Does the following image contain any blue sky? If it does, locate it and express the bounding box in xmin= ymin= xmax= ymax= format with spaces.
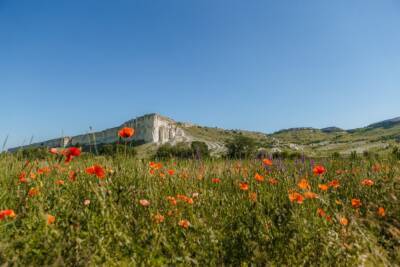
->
xmin=1 ymin=0 xmax=400 ymax=149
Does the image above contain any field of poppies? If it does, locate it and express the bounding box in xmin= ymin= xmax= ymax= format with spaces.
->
xmin=0 ymin=142 xmax=399 ymax=266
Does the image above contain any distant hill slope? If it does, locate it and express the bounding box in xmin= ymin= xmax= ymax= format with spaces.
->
xmin=9 ymin=114 xmax=400 ymax=157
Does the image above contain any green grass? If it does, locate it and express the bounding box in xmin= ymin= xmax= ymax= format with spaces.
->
xmin=0 ymin=152 xmax=399 ymax=266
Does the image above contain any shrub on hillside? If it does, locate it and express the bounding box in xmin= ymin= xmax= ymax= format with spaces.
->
xmin=155 ymin=141 xmax=210 ymax=159
xmin=225 ymin=135 xmax=256 ymax=159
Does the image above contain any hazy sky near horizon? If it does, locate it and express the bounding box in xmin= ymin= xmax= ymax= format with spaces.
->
xmin=1 ymin=0 xmax=400 ymax=149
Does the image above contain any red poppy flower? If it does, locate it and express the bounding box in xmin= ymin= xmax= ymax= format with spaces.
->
xmin=288 ymin=192 xmax=304 ymax=204
xmin=361 ymin=179 xmax=374 ymax=186
xmin=313 ymin=165 xmax=326 ymax=175
xmin=239 ymin=182 xmax=249 ymax=191
xmin=0 ymin=209 xmax=16 ymax=220
xmin=86 ymin=165 xmax=105 ymax=179
xmin=351 ymin=198 xmax=362 ymax=208
xmin=118 ymin=127 xmax=134 ymax=138
xmin=212 ymin=178 xmax=221 ymax=183
xmin=262 ymin=158 xmax=273 ymax=166
xmin=64 ymin=147 xmax=81 ymax=163
xmin=254 ymin=173 xmax=264 ymax=182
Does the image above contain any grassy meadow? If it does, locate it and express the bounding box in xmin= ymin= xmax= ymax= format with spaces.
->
xmin=0 ymin=149 xmax=399 ymax=266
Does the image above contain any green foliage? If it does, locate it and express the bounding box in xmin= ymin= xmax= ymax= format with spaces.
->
xmin=392 ymin=146 xmax=400 ymax=159
xmin=226 ymin=135 xmax=256 ymax=159
xmin=155 ymin=141 xmax=210 ymax=159
xmin=97 ymin=143 xmax=137 ymax=157
xmin=16 ymin=147 xmax=49 ymax=160
xmin=0 ymin=152 xmax=399 ymax=265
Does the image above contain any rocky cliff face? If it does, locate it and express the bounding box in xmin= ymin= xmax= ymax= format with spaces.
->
xmin=11 ymin=114 xmax=188 ymax=150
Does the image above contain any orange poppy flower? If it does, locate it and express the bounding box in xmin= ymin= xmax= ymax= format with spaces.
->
xmin=298 ymin=179 xmax=310 ymax=190
xmin=19 ymin=172 xmax=27 ymax=183
xmin=166 ymin=196 xmax=177 ymax=206
xmin=351 ymin=198 xmax=362 ymax=208
xmin=318 ymin=184 xmax=329 ymax=191
xmin=153 ymin=213 xmax=165 ymax=224
xmin=46 ymin=214 xmax=56 ymax=225
xmin=268 ymin=178 xmax=278 ymax=185
xmin=328 ymin=179 xmax=340 ymax=188
xmin=178 ymin=219 xmax=190 ymax=229
xmin=239 ymin=182 xmax=249 ymax=191
xmin=28 ymin=187 xmax=39 ymax=197
xmin=69 ymin=170 xmax=77 ymax=181
xmin=339 ymin=217 xmax=349 ymax=226
xmin=118 ymin=127 xmax=134 ymax=138
xmin=0 ymin=209 xmax=16 ymax=220
xmin=303 ymin=191 xmax=318 ymax=199
xmin=262 ymin=158 xmax=273 ymax=166
xmin=377 ymin=207 xmax=385 ymax=217
xmin=139 ymin=199 xmax=150 ymax=207
xmin=55 ymin=180 xmax=65 ymax=185
xmin=288 ymin=192 xmax=304 ymax=204
xmin=313 ymin=165 xmax=326 ymax=175
xmin=83 ymin=199 xmax=91 ymax=206
xmin=212 ymin=178 xmax=221 ymax=183
xmin=361 ymin=179 xmax=374 ymax=186
xmin=86 ymin=165 xmax=105 ymax=179
xmin=254 ymin=173 xmax=264 ymax=182
xmin=317 ymin=208 xmax=326 ymax=217
xmin=49 ymin=148 xmax=58 ymax=155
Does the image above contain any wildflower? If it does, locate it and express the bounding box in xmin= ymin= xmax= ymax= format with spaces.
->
xmin=46 ymin=214 xmax=56 ymax=225
xmin=304 ymin=191 xmax=318 ymax=199
xmin=153 ymin=213 xmax=165 ymax=224
xmin=118 ymin=127 xmax=134 ymax=138
xmin=288 ymin=192 xmax=304 ymax=204
xmin=212 ymin=178 xmax=221 ymax=184
xmin=298 ymin=179 xmax=310 ymax=190
xmin=49 ymin=148 xmax=58 ymax=154
xmin=268 ymin=178 xmax=278 ymax=185
xmin=254 ymin=173 xmax=264 ymax=182
xmin=83 ymin=199 xmax=91 ymax=206
xmin=361 ymin=179 xmax=374 ymax=186
xmin=0 ymin=209 xmax=16 ymax=220
xmin=139 ymin=199 xmax=150 ymax=207
xmin=192 ymin=192 xmax=199 ymax=198
xmin=28 ymin=187 xmax=39 ymax=197
xmin=239 ymin=182 xmax=249 ymax=191
xmin=262 ymin=158 xmax=273 ymax=166
xmin=339 ymin=217 xmax=349 ymax=226
xmin=313 ymin=165 xmax=326 ymax=175
xmin=166 ymin=196 xmax=177 ymax=206
xmin=55 ymin=180 xmax=65 ymax=185
xmin=249 ymin=192 xmax=257 ymax=202
xmin=328 ymin=179 xmax=340 ymax=188
xmin=377 ymin=207 xmax=385 ymax=217
xmin=317 ymin=208 xmax=326 ymax=217
xmin=19 ymin=172 xmax=27 ymax=183
xmin=64 ymin=147 xmax=81 ymax=163
xmin=167 ymin=169 xmax=175 ymax=175
xmin=318 ymin=184 xmax=329 ymax=191
xmin=178 ymin=219 xmax=190 ymax=229
xmin=37 ymin=166 xmax=51 ymax=175
xmin=69 ymin=170 xmax=77 ymax=181
xmin=86 ymin=165 xmax=105 ymax=179
xmin=351 ymin=198 xmax=362 ymax=208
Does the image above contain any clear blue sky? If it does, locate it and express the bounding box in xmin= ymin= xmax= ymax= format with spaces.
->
xmin=1 ymin=0 xmax=400 ymax=149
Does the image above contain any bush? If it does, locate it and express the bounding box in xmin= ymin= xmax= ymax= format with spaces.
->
xmin=97 ymin=143 xmax=136 ymax=157
xmin=17 ymin=147 xmax=49 ymax=160
xmin=155 ymin=142 xmax=210 ymax=159
xmin=226 ymin=135 xmax=256 ymax=159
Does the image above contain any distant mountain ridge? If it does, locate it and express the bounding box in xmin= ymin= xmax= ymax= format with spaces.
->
xmin=8 ymin=114 xmax=400 ymax=157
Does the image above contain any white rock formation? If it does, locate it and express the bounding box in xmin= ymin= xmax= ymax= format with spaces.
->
xmin=10 ymin=114 xmax=189 ymax=150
